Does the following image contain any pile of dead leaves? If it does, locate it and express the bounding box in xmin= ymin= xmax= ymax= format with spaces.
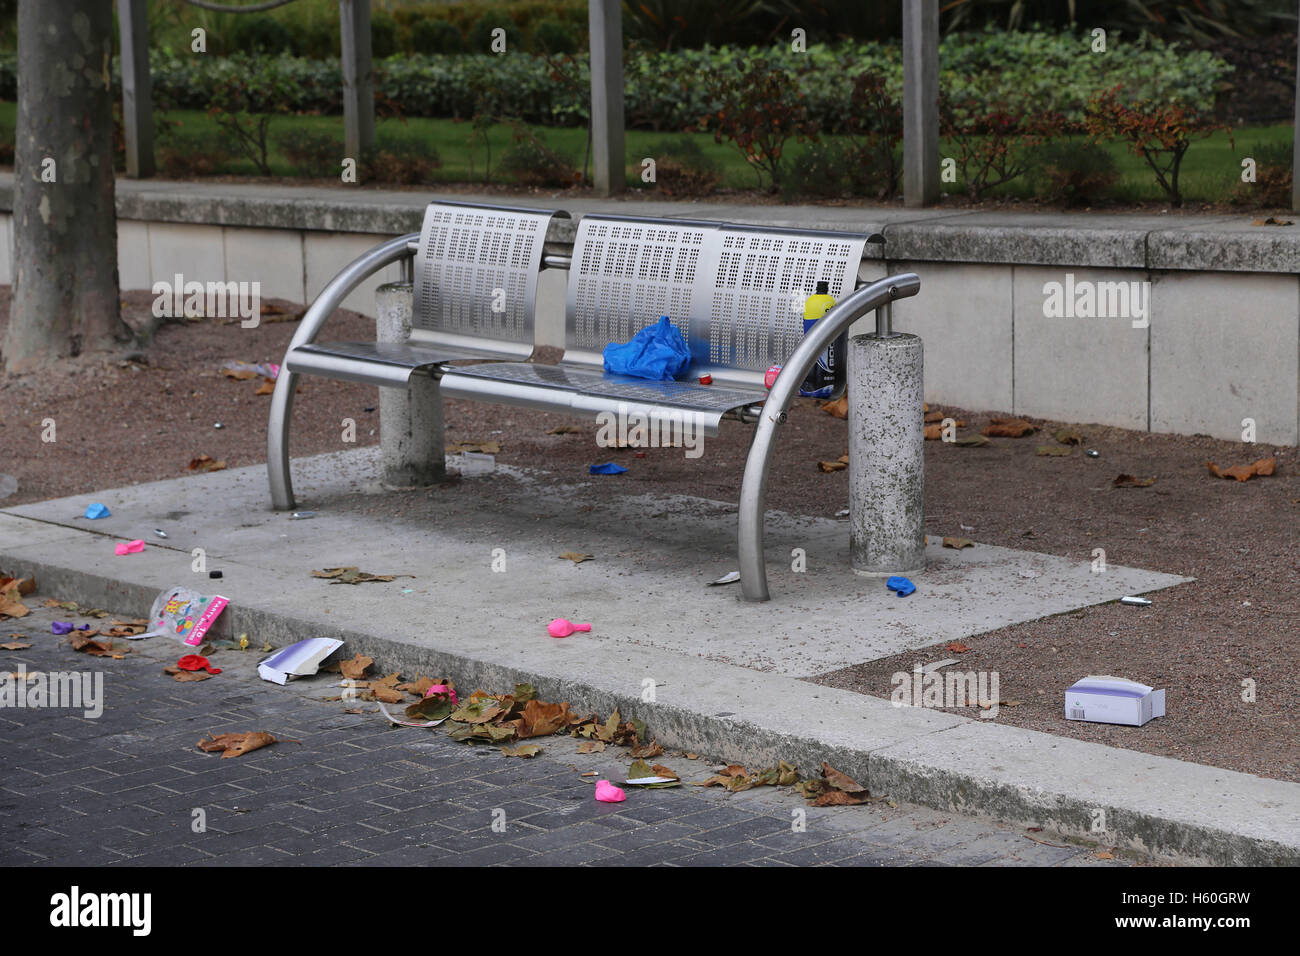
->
xmin=698 ymin=760 xmax=799 ymax=793
xmin=794 ymin=762 xmax=888 ymax=807
xmin=0 ymin=576 xmax=35 ymax=620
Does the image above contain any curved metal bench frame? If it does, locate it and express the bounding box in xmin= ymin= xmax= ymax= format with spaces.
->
xmin=267 ymin=233 xmax=919 ymax=602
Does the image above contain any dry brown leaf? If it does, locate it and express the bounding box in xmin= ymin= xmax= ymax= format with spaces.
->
xmin=946 ymin=641 xmax=971 ymax=654
xmin=630 ymin=739 xmax=664 ymax=759
xmin=69 ymin=635 xmax=127 ymax=658
xmin=1053 ymin=428 xmax=1083 ymax=445
xmin=339 ymin=654 xmax=373 ymax=680
xmin=820 ymin=396 xmax=848 ymax=419
xmin=576 ymin=740 xmax=606 ymax=754
xmin=501 ymin=744 xmax=542 ymax=758
xmin=1206 ymin=458 xmax=1275 ymax=482
xmin=558 ymin=551 xmax=593 ymax=564
xmin=1095 ymin=849 xmax=1115 ymax=860
xmin=197 ymin=731 xmax=277 ymax=758
xmin=222 ymin=368 xmax=257 ymax=380
xmin=1037 ymin=445 xmax=1073 ymax=457
xmin=817 ymin=459 xmax=847 ymax=472
xmin=513 ymin=699 xmax=573 ymax=738
xmin=254 ymin=378 xmax=276 ymax=396
xmin=821 ymin=762 xmax=867 ymax=793
xmin=397 ymin=676 xmax=435 ymax=697
xmin=942 ymin=537 xmax=975 ymax=550
xmin=187 ymin=454 xmax=227 ymax=473
xmin=650 ymin=763 xmax=680 ymax=781
xmin=163 ymin=664 xmax=212 ymax=682
xmin=446 ymin=440 xmax=501 ymax=454
xmin=813 ymin=789 xmax=869 ymax=806
xmin=0 ymin=640 xmax=31 ymax=650
xmin=1113 ymin=474 xmax=1156 ymax=488
xmin=923 ymin=409 xmax=945 ymax=423
xmin=982 ymin=418 xmax=1037 ymax=438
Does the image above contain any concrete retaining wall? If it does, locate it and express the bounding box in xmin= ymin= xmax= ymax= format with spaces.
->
xmin=1 ymin=177 xmax=1295 ymax=445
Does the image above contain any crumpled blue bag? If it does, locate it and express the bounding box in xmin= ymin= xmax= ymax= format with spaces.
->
xmin=602 ymin=316 xmax=690 ymax=382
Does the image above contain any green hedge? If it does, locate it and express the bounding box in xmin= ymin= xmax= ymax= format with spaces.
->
xmin=0 ymin=29 xmax=1231 ymax=132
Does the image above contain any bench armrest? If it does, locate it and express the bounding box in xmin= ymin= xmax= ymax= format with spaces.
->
xmin=737 ymin=273 xmax=922 ymax=602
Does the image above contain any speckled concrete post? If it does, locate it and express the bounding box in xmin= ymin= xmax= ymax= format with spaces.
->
xmin=376 ymin=281 xmax=445 ymax=488
xmin=848 ymin=333 xmax=925 ymax=575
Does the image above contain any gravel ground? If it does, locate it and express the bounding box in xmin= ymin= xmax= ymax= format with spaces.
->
xmin=2 ymin=287 xmax=1297 ymax=783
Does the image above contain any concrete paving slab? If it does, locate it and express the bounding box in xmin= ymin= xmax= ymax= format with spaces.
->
xmin=4 ymin=449 xmax=1295 ymax=865
xmin=3 ymin=448 xmax=1189 ymax=679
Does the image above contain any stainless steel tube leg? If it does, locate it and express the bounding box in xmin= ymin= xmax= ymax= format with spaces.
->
xmin=848 ymin=332 xmax=925 ymax=574
xmin=267 ymin=368 xmax=300 ymax=511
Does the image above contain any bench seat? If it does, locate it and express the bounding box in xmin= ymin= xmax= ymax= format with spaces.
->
xmin=439 ymin=361 xmax=767 ymax=433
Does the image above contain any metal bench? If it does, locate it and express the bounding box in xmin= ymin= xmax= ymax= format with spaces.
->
xmin=267 ymin=200 xmax=920 ymax=601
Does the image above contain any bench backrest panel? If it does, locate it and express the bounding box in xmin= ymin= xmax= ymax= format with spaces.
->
xmin=564 ymin=215 xmax=869 ymax=384
xmin=414 ymin=201 xmax=566 ymax=351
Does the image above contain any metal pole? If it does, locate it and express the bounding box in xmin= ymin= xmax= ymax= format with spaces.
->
xmin=738 ymin=274 xmax=922 ymax=601
xmin=117 ymin=0 xmax=155 ymax=178
xmin=339 ymin=0 xmax=375 ymax=162
xmin=588 ymin=0 xmax=625 ymax=196
xmin=903 ymin=0 xmax=939 ymax=207
xmin=1293 ymin=0 xmax=1300 ymax=211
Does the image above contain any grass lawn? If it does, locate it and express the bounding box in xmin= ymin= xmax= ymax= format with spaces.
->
xmin=0 ymin=99 xmax=1290 ymax=205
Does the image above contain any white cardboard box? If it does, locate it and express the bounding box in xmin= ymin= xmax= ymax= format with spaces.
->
xmin=1065 ymin=675 xmax=1166 ymax=727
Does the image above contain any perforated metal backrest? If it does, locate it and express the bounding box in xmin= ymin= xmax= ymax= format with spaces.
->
xmin=709 ymin=224 xmax=867 ymax=374
xmin=563 ymin=215 xmax=869 ymax=384
xmin=414 ymin=201 xmax=567 ymax=352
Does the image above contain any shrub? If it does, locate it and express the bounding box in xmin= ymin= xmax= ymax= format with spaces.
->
xmin=780 ymin=142 xmax=850 ymax=202
xmin=230 ymin=15 xmax=292 ymax=55
xmin=276 ymin=128 xmax=343 ymax=177
xmin=1030 ymin=140 xmax=1120 ymax=206
xmin=468 ymin=16 xmax=523 ymax=54
xmin=697 ymin=58 xmax=820 ymax=190
xmin=156 ymin=125 xmax=232 ymax=178
xmin=371 ymin=11 xmax=398 ymax=59
xmin=531 ymin=18 xmax=579 ymax=54
xmin=409 ymin=18 xmax=462 ymax=55
xmin=361 ymin=135 xmax=441 ymax=185
xmin=498 ymin=129 xmax=578 ymax=187
xmin=1084 ymin=85 xmax=1228 ymax=207
xmin=1234 ymin=141 xmax=1293 ymax=208
xmin=841 ymin=72 xmax=902 ymax=199
xmin=940 ymin=95 xmax=1060 ymax=200
xmin=642 ymin=137 xmax=721 ymax=197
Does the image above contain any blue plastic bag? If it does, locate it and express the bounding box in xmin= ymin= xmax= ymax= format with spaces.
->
xmin=589 ymin=463 xmax=627 ymax=475
xmin=85 ymin=503 xmax=111 ymax=519
xmin=602 ymin=316 xmax=690 ymax=382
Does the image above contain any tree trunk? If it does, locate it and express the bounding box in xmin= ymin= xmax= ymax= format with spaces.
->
xmin=3 ymin=0 xmax=128 ymax=373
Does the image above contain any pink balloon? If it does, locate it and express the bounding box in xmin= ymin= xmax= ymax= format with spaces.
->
xmin=114 ymin=539 xmax=145 ymax=556
xmin=547 ymin=618 xmax=592 ymax=638
xmin=594 ymin=780 xmax=626 ymax=803
xmin=424 ymin=683 xmax=458 ymax=704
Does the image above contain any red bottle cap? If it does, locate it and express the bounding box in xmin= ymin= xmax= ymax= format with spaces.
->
xmin=698 ymin=374 xmax=712 ymax=385
xmin=764 ymin=366 xmax=782 ymax=389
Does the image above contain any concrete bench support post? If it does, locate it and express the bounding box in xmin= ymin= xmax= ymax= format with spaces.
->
xmin=376 ymin=282 xmax=445 ymax=488
xmin=848 ymin=332 xmax=925 ymax=574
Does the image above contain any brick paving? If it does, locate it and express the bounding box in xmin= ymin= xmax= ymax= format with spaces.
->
xmin=0 ymin=606 xmax=1124 ymax=867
